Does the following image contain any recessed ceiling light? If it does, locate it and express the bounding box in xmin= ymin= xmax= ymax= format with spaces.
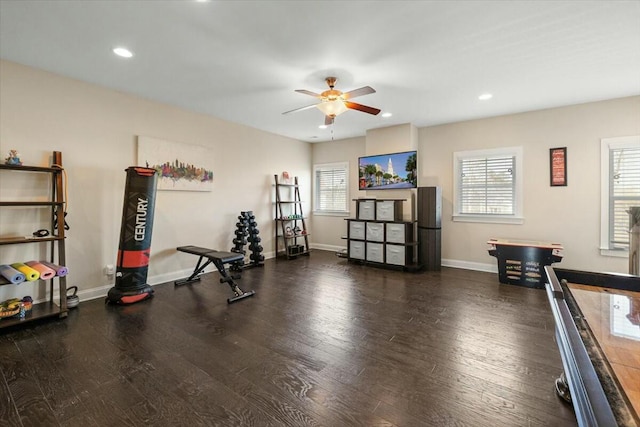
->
xmin=318 ymin=125 xmax=328 ymax=129
xmin=478 ymin=93 xmax=493 ymax=100
xmin=381 ymin=112 xmax=392 ymax=118
xmin=113 ymin=47 xmax=133 ymax=58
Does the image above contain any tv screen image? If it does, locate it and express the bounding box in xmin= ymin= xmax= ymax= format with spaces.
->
xmin=358 ymin=150 xmax=417 ymax=190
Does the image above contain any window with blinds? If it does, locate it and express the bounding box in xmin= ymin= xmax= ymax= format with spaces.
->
xmin=453 ymin=147 xmax=523 ymax=223
xmin=313 ymin=162 xmax=349 ymax=214
xmin=459 ymin=156 xmax=515 ymax=215
xmin=601 ymin=136 xmax=640 ymax=255
xmin=609 ymin=146 xmax=640 ymax=250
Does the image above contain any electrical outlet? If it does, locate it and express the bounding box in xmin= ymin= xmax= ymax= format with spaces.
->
xmin=104 ymin=264 xmax=115 ymax=276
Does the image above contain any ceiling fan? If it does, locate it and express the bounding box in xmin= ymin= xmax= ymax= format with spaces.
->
xmin=283 ymin=77 xmax=381 ymax=125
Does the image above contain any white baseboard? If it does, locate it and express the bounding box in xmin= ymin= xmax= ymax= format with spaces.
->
xmin=310 ymin=244 xmax=497 ymax=274
xmin=56 ymin=267 xmax=209 ymax=303
xmin=310 ymin=243 xmax=345 ymax=252
xmin=60 ymin=252 xmax=278 ymax=303
xmin=54 ymin=253 xmax=494 ymax=304
xmin=442 ymin=258 xmax=497 ymax=273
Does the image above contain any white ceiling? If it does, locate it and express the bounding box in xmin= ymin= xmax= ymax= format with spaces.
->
xmin=1 ymin=1 xmax=639 ymax=142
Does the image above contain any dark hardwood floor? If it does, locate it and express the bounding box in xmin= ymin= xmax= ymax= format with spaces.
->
xmin=0 ymin=250 xmax=577 ymax=426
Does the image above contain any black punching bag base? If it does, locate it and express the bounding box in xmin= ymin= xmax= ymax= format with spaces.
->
xmin=106 ymin=285 xmax=154 ymax=305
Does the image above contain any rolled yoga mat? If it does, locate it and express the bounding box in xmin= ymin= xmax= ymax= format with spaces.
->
xmin=39 ymin=261 xmax=68 ymax=277
xmin=10 ymin=263 xmax=40 ymax=281
xmin=0 ymin=264 xmax=26 ymax=284
xmin=25 ymin=261 xmax=56 ymax=280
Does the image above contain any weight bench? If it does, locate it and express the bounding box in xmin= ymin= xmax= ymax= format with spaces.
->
xmin=175 ymin=245 xmax=255 ymax=303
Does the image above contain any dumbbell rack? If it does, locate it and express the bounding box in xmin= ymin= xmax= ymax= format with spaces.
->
xmin=230 ymin=211 xmax=264 ymax=271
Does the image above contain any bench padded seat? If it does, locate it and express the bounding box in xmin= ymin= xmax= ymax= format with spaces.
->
xmin=177 ymin=246 xmax=244 ymax=264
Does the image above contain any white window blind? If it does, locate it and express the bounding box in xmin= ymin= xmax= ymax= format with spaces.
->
xmin=610 ymin=146 xmax=640 ymax=250
xmin=459 ymin=156 xmax=515 ymax=215
xmin=453 ymin=147 xmax=523 ymax=224
xmin=314 ymin=162 xmax=348 ymax=214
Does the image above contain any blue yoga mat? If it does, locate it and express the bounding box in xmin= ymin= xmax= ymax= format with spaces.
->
xmin=0 ymin=264 xmax=26 ymax=284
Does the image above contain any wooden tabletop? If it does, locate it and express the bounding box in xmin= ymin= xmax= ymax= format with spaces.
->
xmin=488 ymin=238 xmax=563 ymax=249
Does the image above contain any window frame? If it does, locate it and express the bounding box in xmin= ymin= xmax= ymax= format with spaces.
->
xmin=452 ymin=146 xmax=524 ymax=224
xmin=312 ymin=161 xmax=350 ymax=216
xmin=600 ymin=135 xmax=640 ymax=257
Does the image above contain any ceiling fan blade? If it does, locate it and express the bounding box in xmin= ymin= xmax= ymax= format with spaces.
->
xmin=282 ymin=104 xmax=318 ymax=115
xmin=325 ymin=115 xmax=335 ymax=126
xmin=295 ymin=89 xmax=322 ymax=98
xmin=345 ymin=101 xmax=381 ymax=115
xmin=342 ymin=86 xmax=375 ymax=100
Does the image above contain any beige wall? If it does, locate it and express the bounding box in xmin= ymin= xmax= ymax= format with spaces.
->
xmin=421 ymin=96 xmax=640 ymax=273
xmin=362 ymin=124 xmax=418 ymax=221
xmin=311 ymin=136 xmax=365 ymax=250
xmin=0 ymin=60 xmax=312 ymax=302
xmin=2 ymin=59 xmax=638 ymax=305
xmin=312 ymin=96 xmax=640 ymax=274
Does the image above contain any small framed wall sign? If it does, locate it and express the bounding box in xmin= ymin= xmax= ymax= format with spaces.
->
xmin=550 ymin=147 xmax=567 ymax=187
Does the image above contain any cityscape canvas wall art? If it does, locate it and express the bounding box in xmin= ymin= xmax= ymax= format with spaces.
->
xmin=137 ymin=136 xmax=214 ymax=192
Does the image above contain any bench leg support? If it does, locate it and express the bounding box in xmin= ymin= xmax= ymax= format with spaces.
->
xmin=211 ymin=258 xmax=255 ymax=303
xmin=175 ymin=256 xmax=212 ymax=286
xmin=175 ymin=253 xmax=255 ymax=303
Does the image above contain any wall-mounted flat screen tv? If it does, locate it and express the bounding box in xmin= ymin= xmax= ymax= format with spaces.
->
xmin=358 ymin=150 xmax=417 ymax=190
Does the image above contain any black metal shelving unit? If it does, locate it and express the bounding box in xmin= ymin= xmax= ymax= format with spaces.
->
xmin=274 ymin=174 xmax=310 ymax=259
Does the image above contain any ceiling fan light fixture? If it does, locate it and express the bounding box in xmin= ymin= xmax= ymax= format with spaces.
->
xmin=316 ymin=99 xmax=348 ymax=117
xmin=113 ymin=47 xmax=133 ymax=58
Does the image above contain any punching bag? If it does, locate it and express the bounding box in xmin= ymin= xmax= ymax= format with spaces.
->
xmin=107 ymin=167 xmax=158 ymax=304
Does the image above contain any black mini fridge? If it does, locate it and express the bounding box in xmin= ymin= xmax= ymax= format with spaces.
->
xmin=418 ymin=187 xmax=441 ymax=270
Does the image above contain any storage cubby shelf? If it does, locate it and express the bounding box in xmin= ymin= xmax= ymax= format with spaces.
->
xmin=344 ymin=198 xmax=419 ymax=271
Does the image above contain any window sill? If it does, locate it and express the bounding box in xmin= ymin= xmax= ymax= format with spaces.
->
xmin=599 ymin=248 xmax=628 ymax=258
xmin=313 ymin=211 xmax=350 ymax=217
xmin=453 ymin=215 xmax=524 ymax=225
